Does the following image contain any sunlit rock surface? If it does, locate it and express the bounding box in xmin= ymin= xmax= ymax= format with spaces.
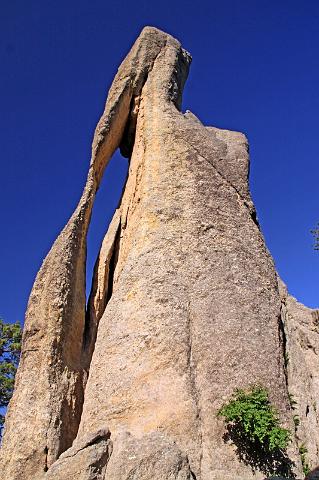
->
xmin=1 ymin=26 xmax=317 ymax=480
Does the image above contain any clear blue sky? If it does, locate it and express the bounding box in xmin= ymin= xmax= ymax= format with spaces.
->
xmin=1 ymin=0 xmax=318 ymax=325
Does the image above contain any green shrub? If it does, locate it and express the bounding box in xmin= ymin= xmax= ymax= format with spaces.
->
xmin=218 ymin=385 xmax=291 ymax=452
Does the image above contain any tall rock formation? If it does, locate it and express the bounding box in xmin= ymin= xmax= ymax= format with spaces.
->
xmin=1 ymin=27 xmax=318 ymax=480
xmin=279 ymin=282 xmax=319 ymax=470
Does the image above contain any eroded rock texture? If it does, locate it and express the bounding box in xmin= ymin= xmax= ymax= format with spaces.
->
xmin=44 ymin=429 xmax=112 ymax=480
xmin=1 ymin=26 xmax=317 ymax=479
xmin=104 ymin=431 xmax=194 ymax=480
xmin=280 ymin=281 xmax=319 ymax=470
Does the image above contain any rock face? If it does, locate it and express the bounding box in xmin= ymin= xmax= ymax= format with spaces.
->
xmin=0 ymin=27 xmax=318 ymax=479
xmin=44 ymin=429 xmax=112 ymax=480
xmin=279 ymin=282 xmax=319 ymax=470
xmin=104 ymin=432 xmax=194 ymax=480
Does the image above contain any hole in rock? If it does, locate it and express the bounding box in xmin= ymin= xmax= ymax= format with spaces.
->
xmin=82 ymin=93 xmax=141 ymax=370
xmin=85 ymin=149 xmax=128 ymax=303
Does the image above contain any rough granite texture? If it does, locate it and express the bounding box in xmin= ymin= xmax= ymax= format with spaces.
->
xmin=1 ymin=26 xmax=318 ymax=480
xmin=44 ymin=429 xmax=112 ymax=480
xmin=104 ymin=431 xmax=194 ymax=480
xmin=279 ymin=281 xmax=319 ymax=469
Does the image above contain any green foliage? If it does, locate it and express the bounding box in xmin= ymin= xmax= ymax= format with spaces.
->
xmin=299 ymin=444 xmax=310 ymax=476
xmin=0 ymin=318 xmax=22 ymax=436
xmin=218 ymin=386 xmax=291 ymax=452
xmin=311 ymin=223 xmax=319 ymax=250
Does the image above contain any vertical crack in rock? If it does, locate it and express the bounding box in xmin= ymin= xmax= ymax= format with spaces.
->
xmin=120 ymin=95 xmax=141 ymax=158
xmin=44 ymin=446 xmax=49 ymax=473
xmin=83 ymin=212 xmax=123 ymax=373
xmin=186 ymin=301 xmax=203 ymax=477
xmin=105 ymin=223 xmax=121 ymax=304
xmin=279 ymin=302 xmax=289 ymax=389
xmin=82 ymin=214 xmax=122 ymax=371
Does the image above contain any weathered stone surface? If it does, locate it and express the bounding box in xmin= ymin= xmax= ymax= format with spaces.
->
xmin=44 ymin=428 xmax=112 ymax=480
xmin=104 ymin=431 xmax=194 ymax=479
xmin=1 ymin=25 xmax=317 ymax=480
xmin=0 ymin=26 xmax=189 ymax=480
xmin=280 ymin=281 xmax=319 ymax=471
xmin=77 ymin=39 xmax=303 ymax=477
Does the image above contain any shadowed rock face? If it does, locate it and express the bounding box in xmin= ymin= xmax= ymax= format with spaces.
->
xmin=0 ymin=26 xmax=317 ymax=480
xmin=306 ymin=467 xmax=319 ymax=480
xmin=279 ymin=282 xmax=319 ymax=471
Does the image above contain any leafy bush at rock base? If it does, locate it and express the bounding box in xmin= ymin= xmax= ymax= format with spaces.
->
xmin=218 ymin=385 xmax=295 ymax=476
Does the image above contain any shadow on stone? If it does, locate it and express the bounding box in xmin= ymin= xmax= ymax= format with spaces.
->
xmin=305 ymin=467 xmax=319 ymax=480
xmin=223 ymin=423 xmax=296 ymax=478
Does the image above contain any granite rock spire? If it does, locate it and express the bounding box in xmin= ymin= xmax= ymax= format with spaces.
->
xmin=1 ymin=27 xmax=318 ymax=480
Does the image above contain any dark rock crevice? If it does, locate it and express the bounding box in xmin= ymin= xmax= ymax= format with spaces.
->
xmin=82 ymin=216 xmax=121 ymax=371
xmin=44 ymin=446 xmax=49 ymax=472
xmin=279 ymin=302 xmax=289 ymax=389
xmin=120 ymin=95 xmax=141 ymax=158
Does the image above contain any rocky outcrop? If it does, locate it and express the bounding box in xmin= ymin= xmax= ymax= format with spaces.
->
xmin=0 ymin=27 xmax=190 ymax=479
xmin=103 ymin=432 xmax=194 ymax=480
xmin=44 ymin=429 xmax=112 ymax=480
xmin=279 ymin=281 xmax=319 ymax=471
xmin=1 ymin=26 xmax=317 ymax=479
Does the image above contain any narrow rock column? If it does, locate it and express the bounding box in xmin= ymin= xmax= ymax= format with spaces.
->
xmin=0 ymin=27 xmax=176 ymax=480
xmin=279 ymin=281 xmax=319 ymax=471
